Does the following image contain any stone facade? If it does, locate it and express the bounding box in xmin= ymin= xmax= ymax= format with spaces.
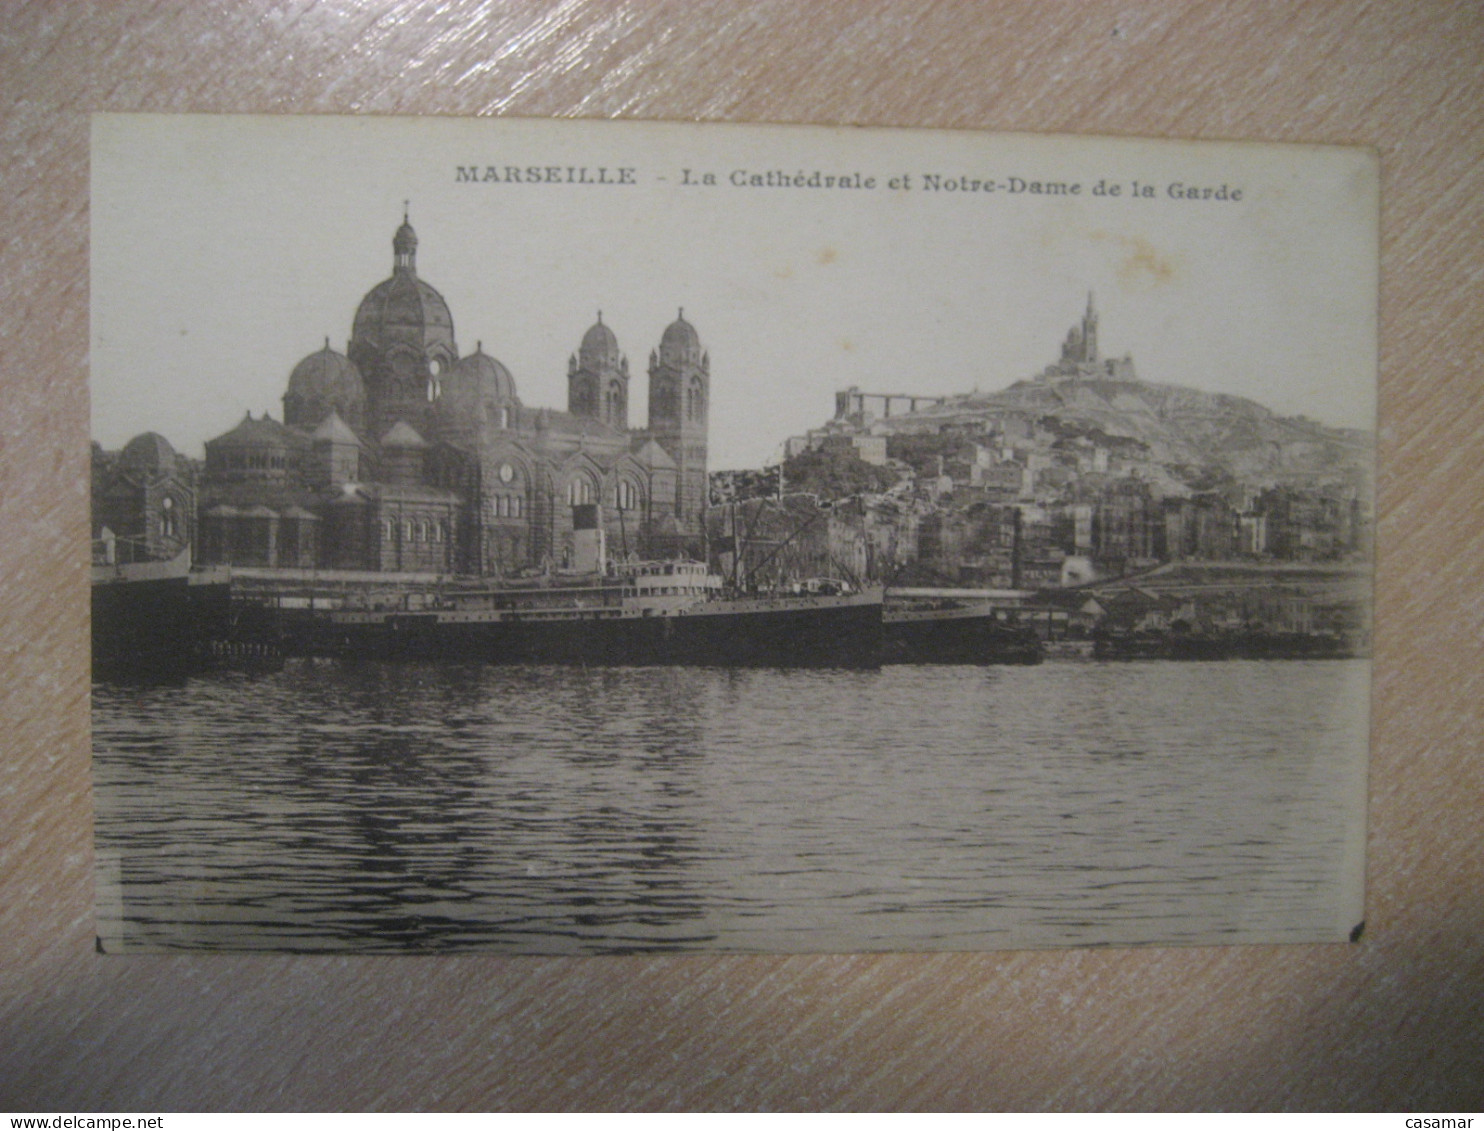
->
xmin=91 ymin=433 xmax=197 ymax=564
xmin=187 ymin=214 xmax=710 ymax=575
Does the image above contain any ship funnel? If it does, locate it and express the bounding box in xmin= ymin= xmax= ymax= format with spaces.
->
xmin=571 ymin=503 xmax=606 ymax=574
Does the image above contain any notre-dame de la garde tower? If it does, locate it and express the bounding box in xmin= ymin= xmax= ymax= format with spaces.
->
xmin=186 ymin=213 xmax=711 ymax=576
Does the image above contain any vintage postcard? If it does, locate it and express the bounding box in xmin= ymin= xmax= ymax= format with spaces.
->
xmin=90 ymin=114 xmax=1375 ymax=953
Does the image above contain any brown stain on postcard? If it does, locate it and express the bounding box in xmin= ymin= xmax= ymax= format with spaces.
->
xmin=1090 ymin=230 xmax=1178 ymax=286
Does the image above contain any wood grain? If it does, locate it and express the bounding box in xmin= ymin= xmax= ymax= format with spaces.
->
xmin=2 ymin=0 xmax=1481 ymax=1111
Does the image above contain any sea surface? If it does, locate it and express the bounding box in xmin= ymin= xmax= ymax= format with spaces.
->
xmin=92 ymin=659 xmax=1371 ymax=953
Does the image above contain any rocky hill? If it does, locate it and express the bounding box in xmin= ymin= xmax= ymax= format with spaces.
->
xmin=898 ymin=374 xmax=1373 ymax=493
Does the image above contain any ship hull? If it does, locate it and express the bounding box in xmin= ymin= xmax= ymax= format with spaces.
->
xmin=286 ymin=589 xmax=884 ymax=669
xmin=91 ymin=562 xmax=264 ymax=679
xmin=882 ymin=604 xmax=1044 ymax=665
xmin=92 ymin=573 xmax=202 ymax=678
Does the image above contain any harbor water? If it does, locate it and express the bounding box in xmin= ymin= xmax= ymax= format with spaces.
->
xmin=92 ymin=659 xmax=1370 ymax=953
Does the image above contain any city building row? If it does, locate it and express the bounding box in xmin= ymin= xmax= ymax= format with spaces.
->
xmin=705 ymin=481 xmax=1366 ymax=595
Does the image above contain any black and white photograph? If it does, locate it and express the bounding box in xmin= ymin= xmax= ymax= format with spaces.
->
xmin=89 ymin=114 xmax=1376 ymax=954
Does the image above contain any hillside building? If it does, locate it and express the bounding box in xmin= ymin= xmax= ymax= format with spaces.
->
xmin=1039 ymin=292 xmax=1139 ymax=384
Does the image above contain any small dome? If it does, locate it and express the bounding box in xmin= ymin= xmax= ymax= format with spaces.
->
xmin=393 ymin=220 xmax=418 ymax=258
xmin=580 ymin=314 xmax=621 ymax=370
xmin=118 ymin=431 xmax=177 ymax=474
xmin=436 ymin=345 xmax=520 ymax=436
xmin=287 ymin=342 xmax=364 ymax=399
xmin=659 ymin=309 xmax=702 ymax=367
xmin=285 ymin=342 xmax=366 ymax=430
xmin=450 ymin=345 xmax=518 ymax=404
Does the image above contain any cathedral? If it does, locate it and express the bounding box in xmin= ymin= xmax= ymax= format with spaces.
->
xmin=1040 ymin=292 xmax=1138 ymax=384
xmin=188 ymin=213 xmax=711 ymax=576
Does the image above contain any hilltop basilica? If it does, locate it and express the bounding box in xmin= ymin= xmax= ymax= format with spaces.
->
xmin=112 ymin=213 xmax=712 ymax=576
xmin=1038 ymin=292 xmax=1138 ymax=384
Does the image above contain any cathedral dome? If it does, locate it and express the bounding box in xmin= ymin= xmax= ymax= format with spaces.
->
xmin=284 ymin=341 xmax=366 ymax=429
xmin=579 ymin=314 xmax=621 ymax=369
xmin=437 ymin=344 xmax=520 ymax=434
xmin=352 ymin=272 xmax=455 ymax=350
xmin=451 ymin=345 xmax=518 ymax=402
xmin=658 ymin=309 xmax=702 ymax=367
xmin=350 ymin=217 xmax=455 ymax=356
xmin=118 ymin=431 xmax=177 ymax=475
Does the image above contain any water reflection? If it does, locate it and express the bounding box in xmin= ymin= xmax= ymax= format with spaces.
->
xmin=93 ymin=659 xmax=1370 ymax=953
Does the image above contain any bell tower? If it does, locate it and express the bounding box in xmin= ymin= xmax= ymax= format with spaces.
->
xmin=569 ymin=312 xmax=628 ymax=430
xmin=1082 ymin=290 xmax=1099 ymax=363
xmin=647 ymin=309 xmax=709 ymax=527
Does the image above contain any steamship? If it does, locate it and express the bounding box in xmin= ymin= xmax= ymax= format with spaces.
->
xmin=270 ymin=510 xmax=883 ymax=668
xmin=278 ymin=560 xmax=883 ymax=668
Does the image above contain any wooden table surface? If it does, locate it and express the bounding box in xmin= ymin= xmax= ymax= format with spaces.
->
xmin=2 ymin=0 xmax=1482 ymax=1111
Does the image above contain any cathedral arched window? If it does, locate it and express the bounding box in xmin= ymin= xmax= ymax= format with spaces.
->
xmin=160 ymin=496 xmax=176 ymax=539
xmin=567 ymin=479 xmax=593 ymax=506
xmin=616 ymin=480 xmax=638 ymax=511
xmin=687 ymin=378 xmax=706 ymax=422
